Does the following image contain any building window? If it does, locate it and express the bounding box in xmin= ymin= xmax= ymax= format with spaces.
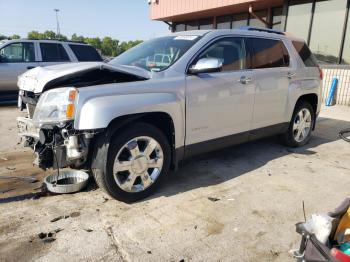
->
xmin=309 ymin=0 xmax=347 ymax=64
xmin=217 ymin=15 xmax=231 ymax=29
xmin=186 ymin=20 xmax=199 ymax=30
xmin=174 ymin=23 xmax=186 ymax=32
xmin=286 ymin=0 xmax=313 ymax=40
xmin=341 ymin=12 xmax=350 ymax=64
xmin=249 ymin=10 xmax=267 ymax=28
xmin=199 ymin=18 xmax=213 ymax=30
xmin=272 ymin=7 xmax=283 ymax=30
xmin=232 ymin=13 xmax=248 ymax=28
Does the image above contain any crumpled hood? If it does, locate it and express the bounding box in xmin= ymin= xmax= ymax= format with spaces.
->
xmin=17 ymin=62 xmax=151 ymax=93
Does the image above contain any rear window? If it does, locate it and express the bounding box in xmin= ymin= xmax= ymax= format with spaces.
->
xmin=292 ymin=41 xmax=318 ymax=67
xmin=69 ymin=44 xmax=102 ymax=62
xmin=249 ymin=38 xmax=290 ymax=69
xmin=40 ymin=43 xmax=70 ymax=62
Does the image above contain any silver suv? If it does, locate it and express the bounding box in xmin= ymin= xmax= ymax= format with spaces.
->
xmin=0 ymin=39 xmax=102 ymax=101
xmin=17 ymin=27 xmax=322 ymax=202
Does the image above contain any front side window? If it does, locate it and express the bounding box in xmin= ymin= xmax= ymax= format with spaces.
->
xmin=110 ymin=35 xmax=201 ymax=72
xmin=249 ymin=38 xmax=289 ymax=69
xmin=40 ymin=43 xmax=70 ymax=62
xmin=0 ymin=42 xmax=35 ymax=63
xmin=196 ymin=37 xmax=247 ymax=71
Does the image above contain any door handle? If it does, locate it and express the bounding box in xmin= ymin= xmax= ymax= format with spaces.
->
xmin=287 ymin=72 xmax=296 ymax=79
xmin=27 ymin=66 xmax=35 ymax=70
xmin=238 ymin=76 xmax=252 ymax=84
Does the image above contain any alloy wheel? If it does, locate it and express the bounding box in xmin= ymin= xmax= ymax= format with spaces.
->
xmin=113 ymin=136 xmax=164 ymax=193
xmin=293 ymin=108 xmax=312 ymax=143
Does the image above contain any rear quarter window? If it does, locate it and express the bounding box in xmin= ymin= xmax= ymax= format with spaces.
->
xmin=249 ymin=38 xmax=290 ymax=69
xmin=69 ymin=44 xmax=102 ymax=62
xmin=292 ymin=41 xmax=318 ymax=67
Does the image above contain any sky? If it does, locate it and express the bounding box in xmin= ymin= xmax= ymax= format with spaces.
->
xmin=0 ymin=0 xmax=169 ymax=41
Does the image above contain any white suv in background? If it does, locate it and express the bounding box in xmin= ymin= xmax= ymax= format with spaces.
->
xmin=0 ymin=39 xmax=102 ymax=101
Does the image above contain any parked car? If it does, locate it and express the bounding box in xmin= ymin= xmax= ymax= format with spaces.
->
xmin=0 ymin=39 xmax=102 ymax=102
xmin=16 ymin=27 xmax=322 ymax=202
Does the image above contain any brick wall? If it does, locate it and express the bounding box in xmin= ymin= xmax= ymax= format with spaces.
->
xmin=321 ymin=66 xmax=350 ymax=106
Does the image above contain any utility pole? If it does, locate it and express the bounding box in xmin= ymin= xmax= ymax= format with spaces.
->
xmin=54 ymin=9 xmax=61 ymax=39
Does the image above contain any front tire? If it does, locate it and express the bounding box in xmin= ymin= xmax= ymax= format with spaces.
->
xmin=283 ymin=101 xmax=315 ymax=147
xmin=93 ymin=122 xmax=171 ymax=202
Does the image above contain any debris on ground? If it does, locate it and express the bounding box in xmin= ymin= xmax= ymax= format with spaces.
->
xmin=70 ymin=211 xmax=81 ymax=218
xmin=50 ymin=215 xmax=69 ymax=223
xmin=208 ymin=197 xmax=220 ymax=202
xmin=36 ymin=228 xmax=63 ymax=244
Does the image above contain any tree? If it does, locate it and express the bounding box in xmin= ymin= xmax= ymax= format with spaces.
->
xmin=27 ymin=31 xmax=43 ymax=40
xmin=10 ymin=34 xmax=20 ymax=39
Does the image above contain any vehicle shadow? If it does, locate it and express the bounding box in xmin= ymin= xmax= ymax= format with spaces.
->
xmin=148 ymin=117 xmax=350 ymax=200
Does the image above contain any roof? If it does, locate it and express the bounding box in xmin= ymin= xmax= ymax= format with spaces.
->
xmin=0 ymin=39 xmax=89 ymax=45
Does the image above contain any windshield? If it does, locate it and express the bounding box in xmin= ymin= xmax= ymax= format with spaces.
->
xmin=109 ymin=35 xmax=201 ymax=72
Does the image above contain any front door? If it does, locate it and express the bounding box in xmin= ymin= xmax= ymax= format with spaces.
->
xmin=0 ymin=42 xmax=38 ymax=95
xmin=185 ymin=37 xmax=255 ymax=156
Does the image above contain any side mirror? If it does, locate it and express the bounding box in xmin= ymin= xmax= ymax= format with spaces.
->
xmin=188 ymin=58 xmax=222 ymax=75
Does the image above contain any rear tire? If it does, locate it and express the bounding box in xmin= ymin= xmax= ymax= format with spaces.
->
xmin=93 ymin=122 xmax=171 ymax=202
xmin=283 ymin=101 xmax=315 ymax=147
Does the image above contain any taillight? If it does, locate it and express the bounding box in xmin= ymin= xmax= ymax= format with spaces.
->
xmin=318 ymin=66 xmax=323 ymax=80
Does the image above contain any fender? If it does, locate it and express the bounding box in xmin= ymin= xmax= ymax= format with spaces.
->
xmin=74 ymin=92 xmax=185 ymax=149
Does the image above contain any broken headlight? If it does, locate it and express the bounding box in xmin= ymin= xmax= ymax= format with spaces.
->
xmin=33 ymin=87 xmax=77 ymax=125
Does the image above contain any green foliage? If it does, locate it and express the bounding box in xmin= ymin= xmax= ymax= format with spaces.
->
xmin=0 ymin=34 xmax=21 ymax=40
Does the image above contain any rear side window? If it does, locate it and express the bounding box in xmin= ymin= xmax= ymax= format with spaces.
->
xmin=249 ymin=38 xmax=290 ymax=69
xmin=292 ymin=41 xmax=318 ymax=67
xmin=69 ymin=44 xmax=102 ymax=61
xmin=40 ymin=43 xmax=70 ymax=62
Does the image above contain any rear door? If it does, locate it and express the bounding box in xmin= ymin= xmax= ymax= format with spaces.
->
xmin=39 ymin=42 xmax=71 ymax=67
xmin=0 ymin=41 xmax=38 ymax=93
xmin=247 ymin=37 xmax=293 ymax=131
xmin=185 ymin=37 xmax=255 ymax=155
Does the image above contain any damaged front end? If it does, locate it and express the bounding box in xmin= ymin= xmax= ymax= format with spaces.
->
xmin=17 ymin=87 xmax=95 ymax=170
xmin=17 ymin=62 xmax=150 ymax=170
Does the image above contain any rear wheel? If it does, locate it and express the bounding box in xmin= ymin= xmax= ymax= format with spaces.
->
xmin=283 ymin=101 xmax=315 ymax=147
xmin=93 ymin=122 xmax=171 ymax=202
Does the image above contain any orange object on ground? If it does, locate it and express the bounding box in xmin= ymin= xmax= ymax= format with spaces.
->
xmin=335 ymin=208 xmax=350 ymax=243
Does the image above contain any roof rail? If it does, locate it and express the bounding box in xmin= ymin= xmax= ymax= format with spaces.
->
xmin=238 ymin=26 xmax=285 ymax=35
xmin=11 ymin=38 xmax=87 ymax=44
